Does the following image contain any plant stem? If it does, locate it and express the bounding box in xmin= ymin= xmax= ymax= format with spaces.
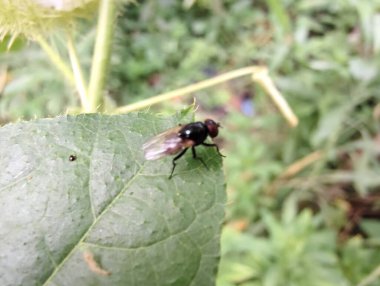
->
xmin=87 ymin=0 xmax=116 ymax=113
xmin=358 ymin=264 xmax=380 ymax=286
xmin=114 ymin=65 xmax=298 ymax=127
xmin=67 ymin=33 xmax=90 ymax=111
xmin=252 ymin=67 xmax=298 ymax=127
xmin=114 ymin=66 xmax=262 ymax=114
xmin=36 ymin=35 xmax=75 ymax=86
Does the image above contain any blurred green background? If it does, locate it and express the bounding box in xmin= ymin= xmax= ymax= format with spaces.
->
xmin=1 ymin=0 xmax=380 ymax=285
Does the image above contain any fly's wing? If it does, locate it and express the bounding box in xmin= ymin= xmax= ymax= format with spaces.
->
xmin=143 ymin=126 xmax=184 ymax=160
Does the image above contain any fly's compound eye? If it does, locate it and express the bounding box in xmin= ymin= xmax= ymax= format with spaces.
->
xmin=204 ymin=119 xmax=219 ymax=138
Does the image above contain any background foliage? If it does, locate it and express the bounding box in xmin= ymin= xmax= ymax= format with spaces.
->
xmin=1 ymin=0 xmax=380 ymax=285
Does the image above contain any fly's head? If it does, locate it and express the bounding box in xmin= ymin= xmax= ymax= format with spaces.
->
xmin=204 ymin=119 xmax=220 ymax=138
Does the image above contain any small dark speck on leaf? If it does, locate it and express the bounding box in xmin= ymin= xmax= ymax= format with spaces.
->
xmin=69 ymin=155 xmax=77 ymax=162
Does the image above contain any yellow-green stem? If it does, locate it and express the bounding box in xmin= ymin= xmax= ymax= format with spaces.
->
xmin=114 ymin=66 xmax=261 ymax=114
xmin=114 ymin=65 xmax=298 ymax=127
xmin=87 ymin=0 xmax=116 ymax=113
xmin=357 ymin=264 xmax=380 ymax=286
xmin=252 ymin=67 xmax=298 ymax=127
xmin=67 ymin=33 xmax=90 ymax=111
xmin=36 ymin=35 xmax=75 ymax=85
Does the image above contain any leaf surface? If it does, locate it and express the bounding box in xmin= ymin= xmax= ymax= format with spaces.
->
xmin=0 ymin=113 xmax=225 ymax=286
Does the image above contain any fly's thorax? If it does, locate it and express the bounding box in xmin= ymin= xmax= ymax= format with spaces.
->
xmin=178 ymin=122 xmax=208 ymax=145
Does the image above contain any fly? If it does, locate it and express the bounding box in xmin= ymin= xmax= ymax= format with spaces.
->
xmin=143 ymin=119 xmax=225 ymax=179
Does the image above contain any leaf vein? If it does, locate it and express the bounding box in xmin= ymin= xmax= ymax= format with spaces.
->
xmin=41 ymin=164 xmax=144 ymax=285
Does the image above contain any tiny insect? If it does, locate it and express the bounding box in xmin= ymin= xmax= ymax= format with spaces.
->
xmin=69 ymin=155 xmax=77 ymax=161
xmin=143 ymin=119 xmax=225 ymax=179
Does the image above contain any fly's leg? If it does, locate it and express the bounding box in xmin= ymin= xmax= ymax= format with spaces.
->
xmin=192 ymin=147 xmax=209 ymax=170
xmin=169 ymin=148 xmax=188 ymax=179
xmin=202 ymin=143 xmax=226 ymax=157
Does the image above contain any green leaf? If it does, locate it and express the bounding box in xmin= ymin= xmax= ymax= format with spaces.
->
xmin=0 ymin=113 xmax=225 ymax=286
xmin=360 ymin=219 xmax=380 ymax=238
